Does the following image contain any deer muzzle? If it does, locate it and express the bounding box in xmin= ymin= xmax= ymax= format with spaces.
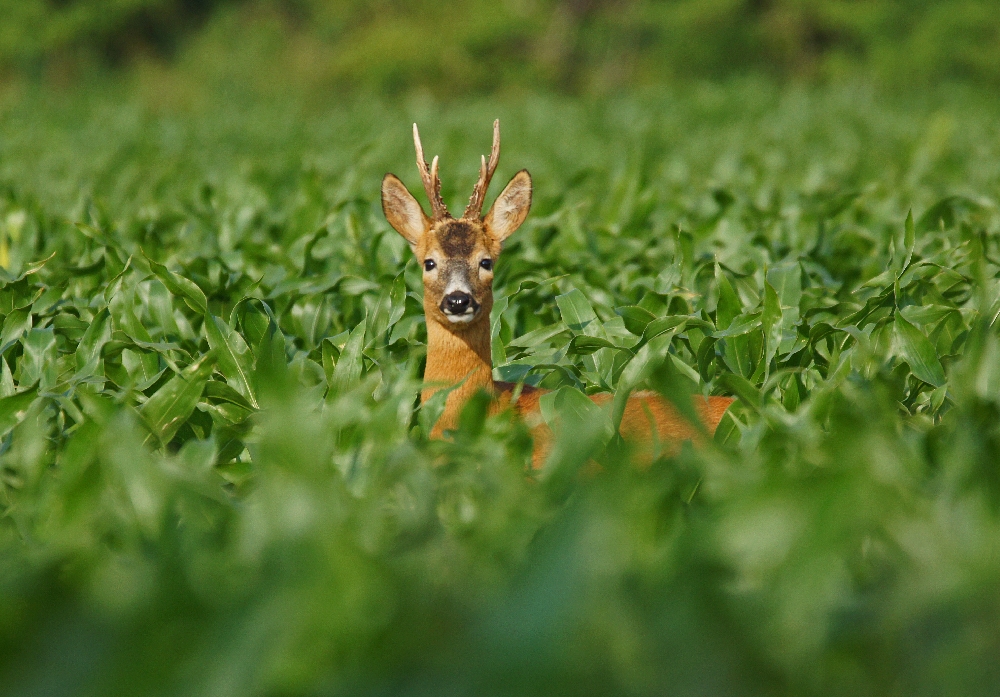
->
xmin=441 ymin=291 xmax=480 ymax=322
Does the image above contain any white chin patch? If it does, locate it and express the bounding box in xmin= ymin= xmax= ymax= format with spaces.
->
xmin=445 ymin=312 xmax=477 ymax=324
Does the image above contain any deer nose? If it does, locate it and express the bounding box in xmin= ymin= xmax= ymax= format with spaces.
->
xmin=442 ymin=291 xmax=474 ymax=315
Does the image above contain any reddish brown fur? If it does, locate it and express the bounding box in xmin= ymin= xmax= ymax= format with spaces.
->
xmin=382 ymin=122 xmax=734 ymax=462
xmin=495 ymin=383 xmax=733 ymax=468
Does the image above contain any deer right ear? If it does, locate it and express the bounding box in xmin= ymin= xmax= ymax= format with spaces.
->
xmin=382 ymin=174 xmax=429 ymax=249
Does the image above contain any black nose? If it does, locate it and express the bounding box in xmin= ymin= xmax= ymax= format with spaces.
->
xmin=443 ymin=292 xmax=473 ymax=314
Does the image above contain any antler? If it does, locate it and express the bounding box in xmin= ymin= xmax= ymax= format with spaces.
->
xmin=463 ymin=119 xmax=500 ymax=219
xmin=413 ymin=123 xmax=449 ymax=220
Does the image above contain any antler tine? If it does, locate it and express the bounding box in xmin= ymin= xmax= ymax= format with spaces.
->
xmin=464 ymin=119 xmax=501 ymax=219
xmin=413 ymin=123 xmax=449 ymax=220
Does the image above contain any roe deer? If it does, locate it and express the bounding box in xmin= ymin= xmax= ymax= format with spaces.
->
xmin=381 ymin=121 xmax=734 ymax=465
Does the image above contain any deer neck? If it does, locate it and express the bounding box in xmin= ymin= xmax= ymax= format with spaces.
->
xmin=423 ymin=310 xmax=494 ymax=436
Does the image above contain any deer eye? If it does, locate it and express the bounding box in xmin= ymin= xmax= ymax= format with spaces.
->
xmin=423 ymin=259 xmax=436 ymax=272
xmin=479 ymin=258 xmax=493 ymax=272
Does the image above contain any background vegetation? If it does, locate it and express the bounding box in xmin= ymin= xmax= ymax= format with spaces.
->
xmin=2 ymin=0 xmax=1000 ymax=94
xmin=2 ymin=1 xmax=1000 ymax=695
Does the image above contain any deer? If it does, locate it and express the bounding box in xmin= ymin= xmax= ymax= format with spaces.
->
xmin=381 ymin=121 xmax=734 ymax=467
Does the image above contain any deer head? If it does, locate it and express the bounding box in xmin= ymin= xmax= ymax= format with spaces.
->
xmin=381 ymin=120 xmax=532 ymax=331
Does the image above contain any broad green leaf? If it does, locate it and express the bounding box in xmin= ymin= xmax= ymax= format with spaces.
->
xmin=496 ymin=275 xmax=567 ymax=305
xmin=715 ymin=266 xmax=741 ymax=330
xmin=712 ymin=312 xmax=759 ymax=337
xmin=718 ymin=372 xmax=762 ymax=411
xmin=365 ymin=289 xmax=391 ymax=348
xmin=30 ymin=287 xmax=63 ymax=316
xmin=762 ymin=280 xmax=782 ymax=372
xmin=143 ymin=252 xmax=208 ymax=315
xmin=643 ymin=316 xmax=689 ymax=342
xmin=612 ymin=332 xmax=674 ymax=429
xmin=505 ymin=322 xmax=568 ymax=349
xmin=0 ymin=358 xmax=14 ymax=397
xmin=0 ymin=386 xmax=38 ymax=436
xmin=418 ymin=388 xmax=449 ymax=438
xmin=199 ymin=400 xmax=253 ymax=427
xmin=387 ymin=272 xmax=407 ymax=330
xmin=321 ymin=338 xmax=340 ymax=388
xmin=616 ymin=305 xmax=656 ymax=336
xmin=113 ymin=291 xmax=153 ymax=343
xmin=269 ymin=272 xmax=343 ymax=299
xmin=0 ymin=279 xmax=43 ymax=315
xmin=495 ymin=363 xmax=533 ymax=384
xmin=557 ymin=289 xmax=613 ymax=382
xmin=0 ymin=308 xmax=31 ymax=354
xmin=556 ymin=289 xmax=599 ymax=333
xmin=0 ymin=251 xmax=56 ymax=284
xmin=253 ymin=312 xmax=288 ymax=393
xmin=302 ymin=227 xmax=330 ymax=276
xmin=418 ymin=378 xmax=464 ymax=438
xmin=111 ymin=289 xmax=160 ymax=380
xmin=766 ymin=262 xmax=802 ymax=310
xmin=176 ymin=436 xmax=219 ymax=474
xmin=859 ymin=268 xmax=896 ymax=291
xmin=712 ymin=410 xmax=742 ymax=447
xmin=697 ymin=337 xmax=719 ymax=381
xmin=899 ymin=304 xmax=958 ymax=328
xmin=233 ymin=298 xmax=273 ymax=348
xmin=58 ymin=312 xmax=99 ymax=348
xmin=456 ymin=389 xmax=492 ymax=438
xmin=491 ymin=294 xmax=509 ymax=368
xmin=540 ymin=386 xmax=613 ymax=497
xmin=892 ymin=314 xmax=946 ymax=387
xmin=782 ymin=373 xmax=802 ymax=412
xmin=567 ymin=335 xmax=619 ymax=356
xmin=722 ymin=329 xmax=760 ymax=380
xmin=337 ymin=276 xmax=380 ymax=296
xmin=294 ymin=294 xmax=334 ymax=349
xmin=205 ymin=314 xmax=257 ymax=408
xmin=203 ymin=380 xmax=256 ymax=411
xmin=140 ymin=353 xmax=215 ymax=446
xmin=124 ymin=347 xmax=162 ymax=388
xmin=329 ymin=319 xmax=366 ymax=396
xmin=669 ymin=351 xmax=702 ymax=386
xmin=647 ymin=355 xmax=702 ymax=435
xmin=146 ymin=279 xmax=180 ymax=337
xmin=74 ymin=308 xmax=112 ymax=378
xmin=19 ymin=328 xmax=57 ymax=390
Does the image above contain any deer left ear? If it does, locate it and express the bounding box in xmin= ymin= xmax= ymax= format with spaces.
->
xmin=484 ymin=170 xmax=532 ymax=242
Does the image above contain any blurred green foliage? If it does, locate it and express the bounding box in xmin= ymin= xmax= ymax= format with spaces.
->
xmin=2 ymin=0 xmax=1000 ymax=93
xmin=1 ymin=83 xmax=1000 ymax=693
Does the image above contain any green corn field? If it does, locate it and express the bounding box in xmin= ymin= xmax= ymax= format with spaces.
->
xmin=2 ymin=80 xmax=1000 ymax=695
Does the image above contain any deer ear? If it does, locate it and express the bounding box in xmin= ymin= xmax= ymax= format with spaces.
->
xmin=382 ymin=174 xmax=429 ymax=249
xmin=484 ymin=170 xmax=532 ymax=242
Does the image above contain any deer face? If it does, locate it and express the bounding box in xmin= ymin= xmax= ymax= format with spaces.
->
xmin=381 ymin=121 xmax=532 ymax=330
xmin=417 ymin=218 xmax=496 ymax=325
